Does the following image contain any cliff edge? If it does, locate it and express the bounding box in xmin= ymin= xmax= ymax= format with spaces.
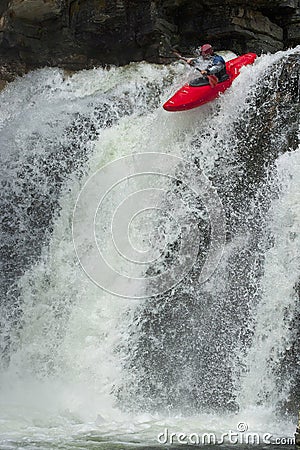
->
xmin=0 ymin=0 xmax=299 ymax=79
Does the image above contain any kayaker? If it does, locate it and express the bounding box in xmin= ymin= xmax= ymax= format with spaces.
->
xmin=173 ymin=44 xmax=228 ymax=87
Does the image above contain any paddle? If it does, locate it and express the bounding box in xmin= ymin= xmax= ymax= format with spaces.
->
xmin=171 ymin=50 xmax=193 ymax=64
xmin=171 ymin=50 xmax=218 ymax=88
xmin=204 ymin=73 xmax=218 ymax=88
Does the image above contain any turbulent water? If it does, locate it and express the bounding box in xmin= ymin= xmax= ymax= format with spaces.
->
xmin=0 ymin=49 xmax=299 ymax=449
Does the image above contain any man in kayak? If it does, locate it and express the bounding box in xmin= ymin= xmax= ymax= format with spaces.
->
xmin=174 ymin=44 xmax=228 ymax=87
xmin=188 ymin=44 xmax=228 ymax=82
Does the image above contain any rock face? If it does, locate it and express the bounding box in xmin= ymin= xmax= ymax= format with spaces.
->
xmin=0 ymin=0 xmax=299 ymax=79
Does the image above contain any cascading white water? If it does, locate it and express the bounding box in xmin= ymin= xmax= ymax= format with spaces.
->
xmin=238 ymin=146 xmax=300 ymax=409
xmin=0 ymin=50 xmax=299 ymax=448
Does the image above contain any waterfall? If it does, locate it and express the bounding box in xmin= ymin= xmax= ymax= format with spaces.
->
xmin=0 ymin=49 xmax=299 ymax=447
xmin=238 ymin=147 xmax=300 ymax=410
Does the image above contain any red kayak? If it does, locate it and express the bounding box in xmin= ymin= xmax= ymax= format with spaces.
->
xmin=163 ymin=53 xmax=257 ymax=112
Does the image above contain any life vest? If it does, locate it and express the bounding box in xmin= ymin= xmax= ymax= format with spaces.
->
xmin=206 ymin=55 xmax=228 ymax=81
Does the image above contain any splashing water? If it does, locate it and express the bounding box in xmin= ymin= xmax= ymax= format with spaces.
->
xmin=0 ymin=50 xmax=299 ymax=448
xmin=238 ymin=147 xmax=300 ymax=409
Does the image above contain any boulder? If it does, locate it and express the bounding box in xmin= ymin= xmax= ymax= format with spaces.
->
xmin=231 ymin=8 xmax=283 ymax=42
xmin=176 ymin=5 xmax=285 ymax=54
xmin=8 ymin=0 xmax=61 ymax=22
xmin=287 ymin=21 xmax=300 ymax=41
xmin=284 ymin=8 xmax=300 ymax=44
xmin=0 ymin=15 xmax=7 ymax=31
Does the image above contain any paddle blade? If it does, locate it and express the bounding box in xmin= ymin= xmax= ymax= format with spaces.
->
xmin=208 ymin=75 xmax=218 ymax=88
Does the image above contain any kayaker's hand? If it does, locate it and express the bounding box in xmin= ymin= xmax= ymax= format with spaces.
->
xmin=201 ymin=70 xmax=208 ymax=75
xmin=186 ymin=58 xmax=195 ymax=65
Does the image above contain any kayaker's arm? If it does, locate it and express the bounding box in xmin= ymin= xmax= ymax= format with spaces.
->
xmin=172 ymin=51 xmax=196 ymax=66
xmin=195 ymin=68 xmax=218 ymax=87
xmin=172 ymin=50 xmax=218 ymax=87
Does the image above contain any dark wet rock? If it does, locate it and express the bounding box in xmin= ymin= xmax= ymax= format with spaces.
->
xmin=9 ymin=0 xmax=61 ymax=21
xmin=0 ymin=0 xmax=299 ymax=79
